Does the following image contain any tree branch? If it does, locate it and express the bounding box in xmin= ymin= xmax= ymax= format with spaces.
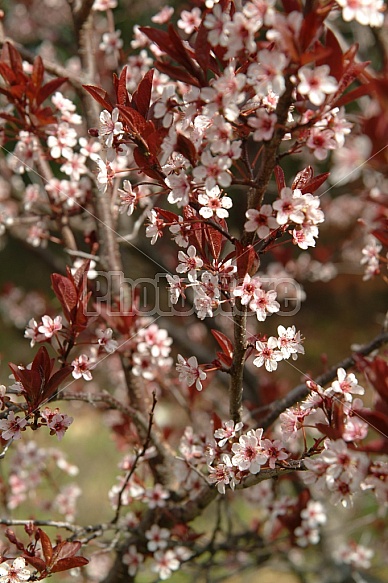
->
xmin=260 ymin=331 xmax=388 ymax=430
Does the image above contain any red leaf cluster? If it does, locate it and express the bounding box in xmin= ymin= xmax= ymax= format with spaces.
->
xmin=0 ymin=43 xmax=67 ymax=130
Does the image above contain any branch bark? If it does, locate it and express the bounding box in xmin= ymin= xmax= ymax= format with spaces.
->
xmin=260 ymin=331 xmax=388 ymax=430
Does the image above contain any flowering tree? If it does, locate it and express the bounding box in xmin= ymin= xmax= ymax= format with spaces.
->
xmin=0 ymin=0 xmax=387 ymax=581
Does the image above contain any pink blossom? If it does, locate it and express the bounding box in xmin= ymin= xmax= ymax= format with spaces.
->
xmin=96 ymin=328 xmax=118 ymax=353
xmin=145 ymin=209 xmax=164 ymax=245
xmin=118 ymin=180 xmax=136 ymax=216
xmin=253 ymin=338 xmax=283 ymax=372
xmin=41 ymin=407 xmax=74 ymax=440
xmin=176 ymin=355 xmax=207 ymax=391
xmin=166 ymin=274 xmax=185 ymax=304
xmin=208 ymin=454 xmax=237 ymax=493
xmin=298 ymin=65 xmax=338 ymax=106
xmin=249 ymin=289 xmax=280 ymax=321
xmin=198 ymin=186 xmax=233 ymax=219
xmin=248 ymin=109 xmax=277 ymax=141
xmin=0 ymin=558 xmax=31 ymax=582
xmin=231 ymin=429 xmax=268 ymax=474
xmin=0 ymin=411 xmax=27 ymax=441
xmin=307 ymin=127 xmax=337 ymax=160
xmin=166 ymin=171 xmax=191 ymax=207
xmin=143 ymin=483 xmax=170 ymax=509
xmin=99 ymin=31 xmax=123 ymax=55
xmin=151 ymin=5 xmax=174 ymax=24
xmin=38 ymin=315 xmax=63 ymax=338
xmin=177 ymin=7 xmax=202 ymax=34
xmin=24 ymin=318 xmax=44 ymax=347
xmin=193 ymin=150 xmax=232 ymax=190
xmin=71 ymin=354 xmax=93 ymax=381
xmin=123 ymin=545 xmax=144 ymax=577
xmin=152 ymin=550 xmax=180 ymax=580
xmin=145 ymin=524 xmax=170 ymax=551
xmin=233 ymin=274 xmax=262 ymax=305
xmin=273 ymin=187 xmax=305 ymax=226
xmin=277 ymin=325 xmax=304 ymax=359
xmin=244 ymin=205 xmax=278 ymax=239
xmin=326 ymin=368 xmax=365 ymax=402
xmin=261 ymin=438 xmax=289 ymax=469
xmin=176 ymin=245 xmax=203 ymax=281
xmin=214 ymin=419 xmax=244 ymax=447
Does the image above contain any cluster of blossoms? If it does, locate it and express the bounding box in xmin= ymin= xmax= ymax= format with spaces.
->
xmin=0 ymin=0 xmax=386 ymax=580
xmin=1 ymin=440 xmax=78 ymax=516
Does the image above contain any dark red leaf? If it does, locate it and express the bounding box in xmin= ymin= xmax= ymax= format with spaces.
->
xmin=155 ymin=61 xmax=202 ymax=87
xmin=235 ymin=243 xmax=259 ymax=278
xmin=37 ymin=77 xmax=67 ymax=107
xmin=117 ymin=104 xmax=147 ymax=135
xmin=51 ymin=273 xmax=78 ymax=322
xmin=52 ymin=540 xmax=82 ymax=563
xmin=38 ymin=529 xmax=53 ymax=565
xmin=300 ymin=172 xmax=330 ymax=194
xmin=43 ymin=365 xmax=73 ymax=401
xmin=355 ymin=409 xmax=388 ymax=438
xmin=371 ymin=228 xmax=388 ymax=247
xmin=211 ymin=330 xmax=234 ymax=360
xmin=281 ymin=0 xmax=302 ymax=12
xmin=132 ymin=69 xmax=154 ymax=118
xmin=82 ymin=84 xmax=113 ymax=111
xmin=274 ymin=165 xmax=286 ymax=193
xmin=51 ymin=557 xmax=89 ymax=573
xmin=194 ymin=22 xmax=211 ymax=73
xmin=23 ymin=556 xmax=47 ymax=572
xmin=31 ymin=56 xmax=44 ymax=92
xmin=204 ymin=221 xmax=223 ymax=262
xmin=334 ymin=82 xmax=376 ymax=108
xmin=154 ymin=207 xmax=178 ymax=223
xmin=321 ymin=27 xmax=344 ymax=80
xmin=115 ymin=66 xmax=129 ymax=107
xmin=175 ymin=133 xmax=197 ymax=166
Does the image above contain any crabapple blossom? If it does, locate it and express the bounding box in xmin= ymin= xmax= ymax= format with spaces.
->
xmin=176 ymin=355 xmax=207 ymax=391
xmin=152 ymin=550 xmax=180 ymax=580
xmin=99 ymin=31 xmax=123 ymax=55
xmin=248 ymin=109 xmax=277 ymax=142
xmin=146 ymin=209 xmax=164 ymax=244
xmin=166 ymin=171 xmax=191 ymax=207
xmin=38 ymin=315 xmax=63 ymax=338
xmin=176 ymin=245 xmax=203 ymax=281
xmin=214 ymin=420 xmax=244 ymax=447
xmin=145 ymin=524 xmax=170 ymax=551
xmin=231 ymin=429 xmax=268 ymax=474
xmin=41 ymin=407 xmax=74 ymax=440
xmin=249 ymin=288 xmax=280 ymax=321
xmin=118 ymin=180 xmax=136 ymax=216
xmin=166 ymin=274 xmax=185 ymax=304
xmin=177 ymin=7 xmax=202 ymax=34
xmin=253 ymin=338 xmax=283 ymax=372
xmin=71 ymin=354 xmax=93 ymax=381
xmin=273 ymin=187 xmax=305 ymax=226
xmin=0 ymin=558 xmax=31 ymax=582
xmin=123 ymin=545 xmax=144 ymax=577
xmin=325 ymin=368 xmax=365 ymax=402
xmin=297 ymin=65 xmax=338 ymax=106
xmin=334 ymin=542 xmax=374 ymax=570
xmin=233 ymin=274 xmax=262 ymax=305
xmin=208 ymin=454 xmax=237 ymax=493
xmin=96 ymin=328 xmax=118 ymax=353
xmin=261 ymin=439 xmax=289 ymax=469
xmin=0 ymin=411 xmax=27 ymax=441
xmin=99 ymin=108 xmax=123 ymax=149
xmin=198 ymin=186 xmax=233 ymax=219
xmin=245 ymin=206 xmax=278 ymax=239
